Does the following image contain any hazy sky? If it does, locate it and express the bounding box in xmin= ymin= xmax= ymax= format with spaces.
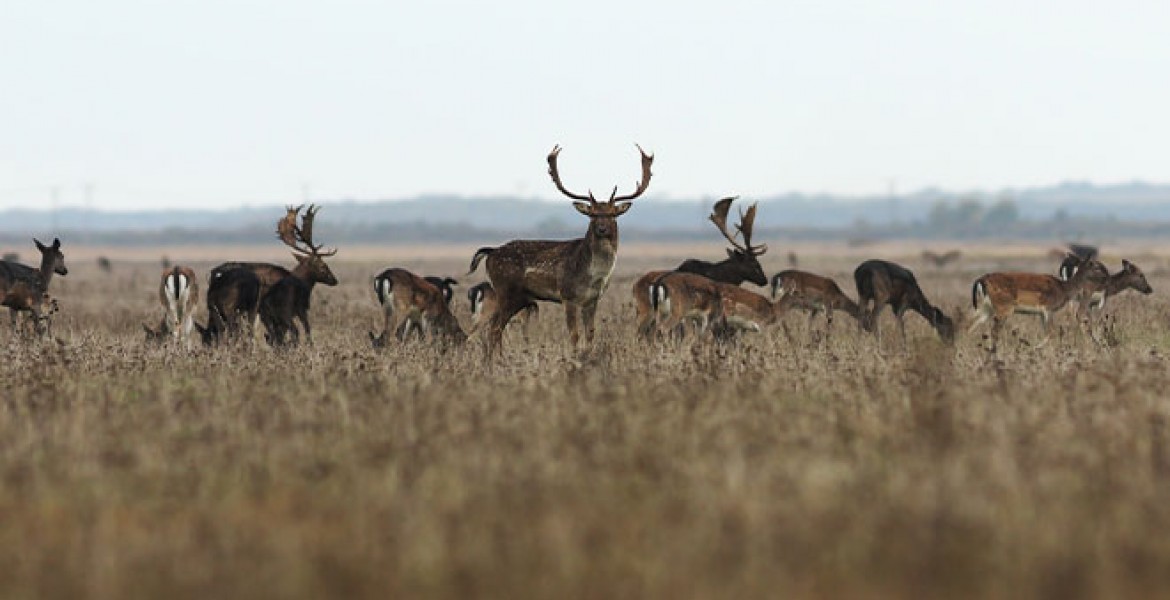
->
xmin=2 ymin=1 xmax=1168 ymax=210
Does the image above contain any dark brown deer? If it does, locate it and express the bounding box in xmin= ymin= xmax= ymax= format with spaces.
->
xmin=468 ymin=144 xmax=652 ymax=353
xmin=1058 ymin=255 xmax=1153 ymax=319
xmin=213 ymin=205 xmax=338 ymax=343
xmin=632 ymin=197 xmax=767 ymax=338
xmin=188 ymin=267 xmax=262 ymax=345
xmin=370 ymin=268 xmax=466 ymax=347
xmin=770 ymin=270 xmax=861 ymax=333
xmin=467 ymin=282 xmax=537 ymax=337
xmin=854 ymin=259 xmax=954 ymax=347
xmin=921 ymin=250 xmax=962 ymax=269
xmin=970 ymin=256 xmax=1107 ymax=346
xmin=0 ymin=238 xmax=68 ymax=335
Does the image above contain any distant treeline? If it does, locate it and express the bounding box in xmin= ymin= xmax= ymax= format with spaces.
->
xmin=2 ymin=200 xmax=1169 ymax=247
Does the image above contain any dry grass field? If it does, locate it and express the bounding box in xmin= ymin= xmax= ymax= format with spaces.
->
xmin=4 ymin=242 xmax=1170 ymax=599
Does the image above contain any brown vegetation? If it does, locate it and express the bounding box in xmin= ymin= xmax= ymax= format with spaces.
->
xmin=1 ymin=248 xmax=1169 ymax=599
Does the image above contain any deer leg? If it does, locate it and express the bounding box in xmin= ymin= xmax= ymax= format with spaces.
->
xmin=298 ymin=311 xmax=311 ymax=345
xmin=581 ymin=301 xmax=599 ymax=345
xmin=484 ymin=293 xmax=527 ymax=355
xmin=1035 ymin=310 xmax=1052 ymax=348
xmin=896 ymin=309 xmax=909 ymax=350
xmin=564 ymin=303 xmax=581 ymax=347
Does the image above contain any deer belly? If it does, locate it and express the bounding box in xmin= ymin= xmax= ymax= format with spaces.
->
xmin=1013 ymin=304 xmax=1047 ymax=315
xmin=725 ymin=315 xmax=762 ymax=332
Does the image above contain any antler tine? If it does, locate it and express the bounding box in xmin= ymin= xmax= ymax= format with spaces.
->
xmin=709 ymin=196 xmax=746 ymax=251
xmin=611 ymin=144 xmax=654 ymax=203
xmin=277 ymin=204 xmax=307 ymax=253
xmin=736 ymin=202 xmax=767 ymax=256
xmin=300 ymin=204 xmax=320 ymax=250
xmin=547 ymin=145 xmax=594 ymax=203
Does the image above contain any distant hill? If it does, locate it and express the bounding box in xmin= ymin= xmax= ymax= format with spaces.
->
xmin=1 ymin=181 xmax=1168 ymax=244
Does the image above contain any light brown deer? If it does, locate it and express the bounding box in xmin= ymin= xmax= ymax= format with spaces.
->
xmin=969 ymin=255 xmax=1107 ymax=345
xmin=650 ymin=272 xmax=783 ymax=339
xmin=469 ymin=144 xmax=652 ymax=353
xmin=212 ymin=205 xmax=338 ymax=343
xmin=157 ymin=265 xmax=199 ymax=348
xmin=770 ymin=270 xmax=861 ymax=334
xmin=370 ymin=268 xmax=466 ymax=347
xmin=632 ymin=197 xmax=768 ymax=338
xmin=0 ymin=238 xmax=68 ymax=336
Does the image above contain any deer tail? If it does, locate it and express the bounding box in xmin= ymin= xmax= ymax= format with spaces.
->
xmin=972 ymin=278 xmax=986 ymax=309
xmin=468 ymin=247 xmax=495 ymax=275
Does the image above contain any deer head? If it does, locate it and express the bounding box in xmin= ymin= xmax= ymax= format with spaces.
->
xmin=277 ymin=205 xmax=338 ymax=286
xmin=1121 ymin=259 xmax=1153 ymax=294
xmin=34 ymin=238 xmax=67 ymax=276
xmin=709 ymin=197 xmax=768 ymax=286
xmin=548 ymin=144 xmax=653 ymax=242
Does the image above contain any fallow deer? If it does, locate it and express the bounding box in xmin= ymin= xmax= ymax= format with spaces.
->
xmin=1058 ymin=254 xmax=1153 ymax=318
xmin=260 ymin=276 xmax=313 ymax=346
xmin=466 ymin=282 xmax=537 ymax=336
xmin=648 ymin=272 xmax=728 ymax=339
xmin=770 ymin=270 xmax=861 ymax=333
xmin=650 ymin=271 xmax=785 ymax=340
xmin=969 ymin=255 xmax=1107 ymax=345
xmin=632 ymin=196 xmax=768 ymax=338
xmin=0 ymin=238 xmax=68 ymax=335
xmin=854 ymin=259 xmax=954 ymax=347
xmin=391 ymin=276 xmax=459 ymax=340
xmin=370 ymin=268 xmax=466 ymax=347
xmin=213 ymin=205 xmax=338 ymax=343
xmin=922 ymin=250 xmax=962 ymax=269
xmin=155 ymin=266 xmax=199 ymax=349
xmin=191 ymin=267 xmax=262 ymax=345
xmin=468 ymin=144 xmax=652 ymax=353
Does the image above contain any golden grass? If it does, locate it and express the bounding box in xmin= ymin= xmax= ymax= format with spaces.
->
xmin=3 ymin=246 xmax=1170 ymax=599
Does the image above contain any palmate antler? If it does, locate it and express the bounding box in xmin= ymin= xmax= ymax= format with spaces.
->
xmin=276 ymin=204 xmax=337 ymax=257
xmin=709 ymin=197 xmax=767 ymax=257
xmin=547 ymin=144 xmax=654 ymax=206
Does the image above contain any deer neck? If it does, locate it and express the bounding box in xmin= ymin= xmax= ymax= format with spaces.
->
xmin=290 ymin=261 xmax=318 ymax=289
xmin=36 ymin=259 xmax=54 ymax=290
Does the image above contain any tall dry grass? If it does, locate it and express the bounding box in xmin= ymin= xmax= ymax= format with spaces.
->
xmin=2 ymin=248 xmax=1170 ymax=599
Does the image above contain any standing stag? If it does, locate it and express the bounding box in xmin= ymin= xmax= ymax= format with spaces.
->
xmin=770 ymin=270 xmax=861 ymax=334
xmin=633 ymin=196 xmax=768 ymax=338
xmin=970 ymin=255 xmax=1107 ymax=346
xmin=469 ymin=144 xmax=653 ymax=353
xmin=0 ymin=238 xmax=68 ymax=336
xmin=212 ymin=205 xmax=338 ymax=344
xmin=854 ymin=260 xmax=954 ymax=347
xmin=370 ymin=268 xmax=466 ymax=347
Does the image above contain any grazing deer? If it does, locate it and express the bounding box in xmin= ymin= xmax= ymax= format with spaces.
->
xmin=648 ymin=272 xmax=728 ymax=339
xmin=0 ymin=238 xmax=68 ymax=335
xmin=921 ymin=250 xmax=962 ymax=269
xmin=370 ymin=268 xmax=467 ymax=347
xmin=155 ymin=266 xmax=199 ymax=348
xmin=213 ymin=205 xmax=338 ymax=343
xmin=969 ymin=255 xmax=1106 ymax=345
xmin=190 ymin=267 xmax=262 ymax=345
xmin=1058 ymin=255 xmax=1153 ymax=318
xmin=650 ymin=271 xmax=784 ymax=340
xmin=390 ymin=276 xmax=459 ymax=340
xmin=469 ymin=144 xmax=652 ymax=353
xmin=854 ymin=259 xmax=954 ymax=347
xmin=467 ymin=282 xmax=537 ymax=336
xmin=632 ymin=197 xmax=768 ymax=338
xmin=770 ymin=270 xmax=861 ymax=333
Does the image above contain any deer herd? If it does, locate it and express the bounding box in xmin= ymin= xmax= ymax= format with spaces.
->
xmin=0 ymin=146 xmax=1158 ymax=355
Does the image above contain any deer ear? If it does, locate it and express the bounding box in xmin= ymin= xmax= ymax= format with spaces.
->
xmin=34 ymin=238 xmax=45 ymax=252
xmin=614 ymin=202 xmax=633 ymax=216
xmin=726 ymin=248 xmax=735 ymax=258
xmin=573 ymin=202 xmax=592 ymax=216
xmin=1123 ymin=259 xmax=1134 ymax=270
xmin=292 ymin=252 xmax=308 ymax=263
xmin=52 ymin=238 xmax=60 ymax=249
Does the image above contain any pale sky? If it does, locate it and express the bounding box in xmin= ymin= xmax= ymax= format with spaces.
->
xmin=1 ymin=0 xmax=1168 ymax=211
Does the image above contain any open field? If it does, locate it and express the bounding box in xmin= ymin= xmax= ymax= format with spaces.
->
xmin=4 ymin=242 xmax=1170 ymax=598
